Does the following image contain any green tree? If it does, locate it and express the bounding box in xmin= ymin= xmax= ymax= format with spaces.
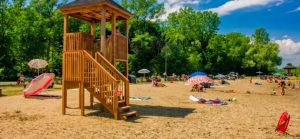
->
xmin=164 ymin=7 xmax=220 ymax=72
xmin=253 ymin=28 xmax=270 ymax=45
xmin=121 ymin=0 xmax=164 ymax=20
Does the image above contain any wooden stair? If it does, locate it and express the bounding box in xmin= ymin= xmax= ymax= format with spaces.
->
xmin=118 ymin=100 xmax=137 ymax=119
xmin=80 ymin=50 xmax=136 ymax=120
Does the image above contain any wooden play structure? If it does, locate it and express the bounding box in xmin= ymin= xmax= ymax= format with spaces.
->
xmin=60 ymin=0 xmax=136 ymax=119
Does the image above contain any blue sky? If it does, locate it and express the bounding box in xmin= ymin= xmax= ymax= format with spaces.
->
xmin=118 ymin=0 xmax=300 ymax=66
xmin=154 ymin=0 xmax=300 ymax=67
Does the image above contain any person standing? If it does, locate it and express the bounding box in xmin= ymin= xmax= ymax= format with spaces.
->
xmin=163 ymin=72 xmax=167 ymax=81
xmin=278 ymin=79 xmax=286 ymax=96
xmin=298 ymin=77 xmax=300 ymax=91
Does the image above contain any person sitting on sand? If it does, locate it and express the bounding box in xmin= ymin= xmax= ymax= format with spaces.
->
xmin=152 ymin=77 xmax=158 ymax=87
xmin=191 ymin=83 xmax=205 ymax=92
xmin=17 ymin=75 xmax=25 ymax=85
xmin=220 ymin=78 xmax=225 ymax=84
xmin=152 ymin=77 xmax=166 ymax=87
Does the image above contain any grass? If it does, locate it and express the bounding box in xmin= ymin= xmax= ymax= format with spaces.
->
xmin=0 ymin=82 xmax=62 ymax=97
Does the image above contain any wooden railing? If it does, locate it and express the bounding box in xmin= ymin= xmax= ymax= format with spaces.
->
xmin=95 ymin=52 xmax=129 ymax=105
xmin=105 ymin=36 xmax=113 ymax=62
xmin=63 ymin=51 xmax=83 ymax=81
xmin=65 ymin=32 xmax=97 ymax=56
xmin=82 ymin=50 xmax=119 ymax=118
xmin=63 ymin=50 xmax=120 ymax=118
xmin=115 ymin=34 xmax=127 ymax=60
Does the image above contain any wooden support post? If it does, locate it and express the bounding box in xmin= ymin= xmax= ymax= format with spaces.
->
xmin=125 ymin=20 xmax=129 ymax=78
xmin=80 ymin=82 xmax=85 ymax=116
xmin=100 ymin=7 xmax=106 ymax=57
xmin=62 ymin=15 xmax=69 ymax=115
xmin=125 ymin=20 xmax=130 ymax=106
xmin=62 ymin=86 xmax=67 ymax=114
xmin=63 ymin=15 xmax=69 ymax=51
xmin=113 ymin=82 xmax=119 ymax=120
xmin=90 ymin=91 xmax=94 ymax=108
xmin=91 ymin=21 xmax=95 ymax=37
xmin=111 ymin=12 xmax=116 ymax=65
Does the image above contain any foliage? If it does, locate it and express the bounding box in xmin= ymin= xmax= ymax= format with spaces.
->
xmin=0 ymin=0 xmax=284 ymax=80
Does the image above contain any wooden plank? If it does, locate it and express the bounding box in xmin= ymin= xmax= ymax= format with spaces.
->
xmin=70 ymin=13 xmax=93 ymax=23
xmin=111 ymin=12 xmax=116 ymax=66
xmin=60 ymin=3 xmax=102 ymax=14
xmin=101 ymin=7 xmax=106 ymax=57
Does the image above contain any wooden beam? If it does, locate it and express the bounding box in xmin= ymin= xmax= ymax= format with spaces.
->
xmin=102 ymin=1 xmax=132 ymax=19
xmin=112 ymin=12 xmax=116 ymax=65
xmin=60 ymin=3 xmax=101 ymax=14
xmin=91 ymin=21 xmax=95 ymax=37
xmin=70 ymin=13 xmax=93 ymax=23
xmin=101 ymin=7 xmax=106 ymax=56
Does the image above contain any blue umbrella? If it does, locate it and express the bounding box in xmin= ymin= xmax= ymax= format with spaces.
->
xmin=190 ymin=72 xmax=207 ymax=77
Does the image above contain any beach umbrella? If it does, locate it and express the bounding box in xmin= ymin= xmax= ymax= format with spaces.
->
xmin=215 ymin=74 xmax=226 ymax=79
xmin=256 ymin=71 xmax=263 ymax=75
xmin=190 ymin=71 xmax=207 ymax=77
xmin=229 ymin=71 xmax=235 ymax=75
xmin=28 ymin=59 xmax=48 ymax=75
xmin=186 ymin=76 xmax=213 ymax=85
xmin=138 ymin=69 xmax=150 ymax=80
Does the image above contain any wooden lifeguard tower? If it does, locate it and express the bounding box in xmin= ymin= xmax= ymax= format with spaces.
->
xmin=60 ymin=0 xmax=136 ymax=119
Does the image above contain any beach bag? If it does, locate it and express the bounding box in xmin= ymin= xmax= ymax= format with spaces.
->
xmin=275 ymin=112 xmax=290 ymax=133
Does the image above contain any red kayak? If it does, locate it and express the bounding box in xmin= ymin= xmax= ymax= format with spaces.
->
xmin=23 ymin=73 xmax=55 ymax=97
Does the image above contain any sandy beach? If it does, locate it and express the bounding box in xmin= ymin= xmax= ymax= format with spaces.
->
xmin=0 ymin=79 xmax=300 ymax=138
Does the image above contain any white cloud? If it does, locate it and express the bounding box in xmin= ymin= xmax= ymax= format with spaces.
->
xmin=157 ymin=0 xmax=202 ymax=20
xmin=207 ymin=0 xmax=284 ymax=16
xmin=288 ymin=6 xmax=300 ymax=13
xmin=275 ymin=38 xmax=300 ymax=66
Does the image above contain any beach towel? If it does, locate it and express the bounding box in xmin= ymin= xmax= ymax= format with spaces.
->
xmin=255 ymin=82 xmax=262 ymax=85
xmin=189 ymin=95 xmax=227 ymax=105
xmin=129 ymin=96 xmax=151 ymax=101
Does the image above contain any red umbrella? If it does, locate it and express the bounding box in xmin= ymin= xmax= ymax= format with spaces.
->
xmin=186 ymin=76 xmax=213 ymax=85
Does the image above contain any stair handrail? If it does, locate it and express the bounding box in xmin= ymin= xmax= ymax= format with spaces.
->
xmin=95 ymin=52 xmax=129 ymax=105
xmin=82 ymin=50 xmax=120 ymax=119
xmin=95 ymin=52 xmax=129 ymax=82
xmin=83 ymin=50 xmax=117 ymax=82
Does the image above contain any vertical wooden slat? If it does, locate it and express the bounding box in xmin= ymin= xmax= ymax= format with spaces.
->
xmin=62 ymin=15 xmax=68 ymax=115
xmin=111 ymin=12 xmax=116 ymax=66
xmin=101 ymin=7 xmax=106 ymax=56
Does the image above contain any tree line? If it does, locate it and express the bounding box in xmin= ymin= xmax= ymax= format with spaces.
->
xmin=0 ymin=0 xmax=282 ymax=80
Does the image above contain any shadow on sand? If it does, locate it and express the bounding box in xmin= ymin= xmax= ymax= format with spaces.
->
xmin=85 ymin=103 xmax=195 ymax=122
xmin=25 ymin=94 xmax=61 ymax=100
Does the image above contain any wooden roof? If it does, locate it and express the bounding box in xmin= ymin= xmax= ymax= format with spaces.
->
xmin=60 ymin=0 xmax=132 ymax=22
xmin=283 ymin=63 xmax=296 ymax=69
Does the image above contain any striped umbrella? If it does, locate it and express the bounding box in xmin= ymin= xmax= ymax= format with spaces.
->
xmin=28 ymin=59 xmax=48 ymax=75
xmin=185 ymin=76 xmax=213 ymax=85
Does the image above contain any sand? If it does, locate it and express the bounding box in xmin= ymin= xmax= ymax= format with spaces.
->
xmin=0 ymin=79 xmax=300 ymax=138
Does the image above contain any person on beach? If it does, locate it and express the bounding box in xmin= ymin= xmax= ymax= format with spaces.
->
xmin=249 ymin=77 xmax=252 ymax=84
xmin=298 ymin=78 xmax=300 ymax=91
xmin=278 ymin=79 xmax=286 ymax=96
